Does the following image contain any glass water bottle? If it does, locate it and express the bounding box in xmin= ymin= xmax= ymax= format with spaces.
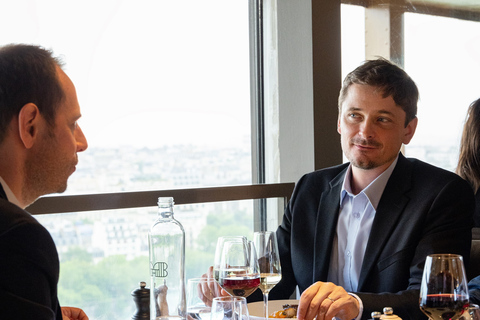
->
xmin=149 ymin=197 xmax=186 ymax=320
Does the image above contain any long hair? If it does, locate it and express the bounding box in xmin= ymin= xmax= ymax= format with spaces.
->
xmin=457 ymin=98 xmax=480 ymax=193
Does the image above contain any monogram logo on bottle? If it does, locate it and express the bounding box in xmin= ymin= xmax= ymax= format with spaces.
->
xmin=151 ymin=262 xmax=169 ymax=277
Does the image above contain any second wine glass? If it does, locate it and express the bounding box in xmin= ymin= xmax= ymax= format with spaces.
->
xmin=254 ymin=231 xmax=282 ymax=319
xmin=217 ymin=238 xmax=260 ymax=298
xmin=419 ymin=253 xmax=469 ymax=320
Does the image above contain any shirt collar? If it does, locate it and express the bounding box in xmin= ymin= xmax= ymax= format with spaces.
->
xmin=340 ymin=155 xmax=399 ymax=210
xmin=0 ymin=176 xmax=24 ymax=209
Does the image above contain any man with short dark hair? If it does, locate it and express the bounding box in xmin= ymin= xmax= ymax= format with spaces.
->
xmin=0 ymin=44 xmax=88 ymax=319
xmin=267 ymin=58 xmax=474 ymax=320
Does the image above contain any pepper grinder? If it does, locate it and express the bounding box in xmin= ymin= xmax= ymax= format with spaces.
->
xmin=131 ymin=281 xmax=150 ymax=320
xmin=380 ymin=307 xmax=402 ymax=320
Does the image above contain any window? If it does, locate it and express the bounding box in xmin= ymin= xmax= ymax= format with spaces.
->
xmin=0 ymin=0 xmax=252 ymax=195
xmin=341 ymin=4 xmax=365 ymax=81
xmin=1 ymin=1 xmax=255 ymax=318
xmin=404 ymin=13 xmax=480 ymax=171
xmin=340 ymin=1 xmax=480 ymax=173
xmin=38 ymin=201 xmax=255 ymax=318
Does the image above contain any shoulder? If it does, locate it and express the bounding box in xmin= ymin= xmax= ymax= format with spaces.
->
xmin=392 ymin=156 xmax=475 ymax=214
xmin=288 ymin=163 xmax=348 ymax=205
xmin=405 ymin=158 xmax=471 ymax=189
xmin=0 ymin=197 xmax=44 ymax=233
xmin=297 ymin=163 xmax=349 ymax=188
xmin=0 ymin=197 xmax=35 ymax=229
xmin=0 ymin=197 xmax=57 ymax=255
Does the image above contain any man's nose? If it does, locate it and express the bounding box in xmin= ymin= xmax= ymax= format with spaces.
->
xmin=75 ymin=125 xmax=88 ymax=152
xmin=358 ymin=120 xmax=375 ymax=139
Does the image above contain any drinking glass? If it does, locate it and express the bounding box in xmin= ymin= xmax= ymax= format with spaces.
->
xmin=214 ymin=236 xmax=248 ymax=283
xmin=187 ymin=278 xmax=222 ymax=320
xmin=420 ymin=254 xmax=470 ymax=320
xmin=211 ymin=296 xmax=249 ymax=320
xmin=253 ymin=231 xmax=282 ymax=319
xmin=217 ymin=238 xmax=260 ymax=298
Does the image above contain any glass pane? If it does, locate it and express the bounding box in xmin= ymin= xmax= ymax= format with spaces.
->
xmin=340 ymin=4 xmax=365 ymax=163
xmin=404 ymin=13 xmax=480 ymax=171
xmin=341 ymin=4 xmax=366 ymax=81
xmin=0 ymin=0 xmax=252 ymax=194
xmin=36 ymin=200 xmax=255 ymax=319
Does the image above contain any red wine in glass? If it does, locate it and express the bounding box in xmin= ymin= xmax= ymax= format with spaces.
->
xmin=217 ymin=239 xmax=260 ymax=298
xmin=219 ymin=275 xmax=260 ymax=297
xmin=420 ymin=294 xmax=469 ymax=320
xmin=419 ymin=254 xmax=470 ymax=320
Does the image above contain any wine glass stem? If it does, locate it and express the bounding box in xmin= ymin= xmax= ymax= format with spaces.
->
xmin=263 ymin=292 xmax=269 ymax=319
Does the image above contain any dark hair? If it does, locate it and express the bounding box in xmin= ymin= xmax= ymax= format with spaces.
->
xmin=0 ymin=44 xmax=64 ymax=143
xmin=457 ymin=98 xmax=480 ymax=193
xmin=338 ymin=58 xmax=419 ymax=126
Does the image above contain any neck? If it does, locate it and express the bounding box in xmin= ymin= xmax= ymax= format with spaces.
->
xmin=0 ymin=146 xmax=29 ymax=209
xmin=350 ymin=165 xmax=388 ymax=195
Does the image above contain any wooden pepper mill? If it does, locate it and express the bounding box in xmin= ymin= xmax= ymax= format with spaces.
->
xmin=131 ymin=281 xmax=150 ymax=320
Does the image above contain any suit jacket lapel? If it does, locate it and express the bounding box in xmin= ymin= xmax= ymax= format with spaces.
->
xmin=0 ymin=182 xmax=7 ymax=200
xmin=357 ymin=153 xmax=413 ymax=289
xmin=313 ymin=168 xmax=346 ymax=282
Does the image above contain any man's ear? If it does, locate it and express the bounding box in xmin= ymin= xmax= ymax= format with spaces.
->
xmin=18 ymin=103 xmax=41 ymax=149
xmin=402 ymin=116 xmax=418 ymax=145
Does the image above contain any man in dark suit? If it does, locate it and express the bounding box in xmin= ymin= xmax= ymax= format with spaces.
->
xmin=0 ymin=44 xmax=89 ymax=319
xmin=265 ymin=59 xmax=474 ymax=320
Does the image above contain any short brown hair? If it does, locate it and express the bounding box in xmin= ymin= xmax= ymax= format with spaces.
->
xmin=0 ymin=44 xmax=65 ymax=143
xmin=338 ymin=58 xmax=418 ymax=126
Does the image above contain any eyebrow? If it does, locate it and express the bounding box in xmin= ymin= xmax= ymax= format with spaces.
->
xmin=345 ymin=107 xmax=396 ymax=117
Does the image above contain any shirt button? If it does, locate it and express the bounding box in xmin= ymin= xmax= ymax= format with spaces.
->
xmin=353 ymin=212 xmax=360 ymax=219
xmin=346 ymin=251 xmax=351 ymax=257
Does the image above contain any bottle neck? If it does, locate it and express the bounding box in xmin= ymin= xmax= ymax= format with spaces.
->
xmin=158 ymin=206 xmax=174 ymax=218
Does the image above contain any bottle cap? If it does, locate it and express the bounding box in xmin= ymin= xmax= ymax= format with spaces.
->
xmin=158 ymin=197 xmax=174 ymax=206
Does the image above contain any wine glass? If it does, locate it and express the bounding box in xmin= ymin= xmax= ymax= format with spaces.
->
xmin=214 ymin=236 xmax=248 ymax=283
xmin=186 ymin=277 xmax=222 ymax=320
xmin=253 ymin=231 xmax=282 ymax=319
xmin=217 ymin=238 xmax=260 ymax=298
xmin=420 ymin=254 xmax=470 ymax=320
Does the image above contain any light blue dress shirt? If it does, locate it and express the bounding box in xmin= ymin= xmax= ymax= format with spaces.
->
xmin=327 ymin=156 xmax=398 ymax=291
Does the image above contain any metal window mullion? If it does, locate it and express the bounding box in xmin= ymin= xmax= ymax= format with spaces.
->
xmin=249 ymin=0 xmax=267 ymax=231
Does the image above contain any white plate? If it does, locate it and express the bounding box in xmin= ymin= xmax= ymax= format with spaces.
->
xmin=248 ymin=299 xmax=299 ymax=319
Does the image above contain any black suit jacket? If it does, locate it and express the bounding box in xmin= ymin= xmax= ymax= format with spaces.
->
xmin=0 ymin=184 xmax=62 ymax=319
xmin=259 ymin=154 xmax=474 ymax=320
